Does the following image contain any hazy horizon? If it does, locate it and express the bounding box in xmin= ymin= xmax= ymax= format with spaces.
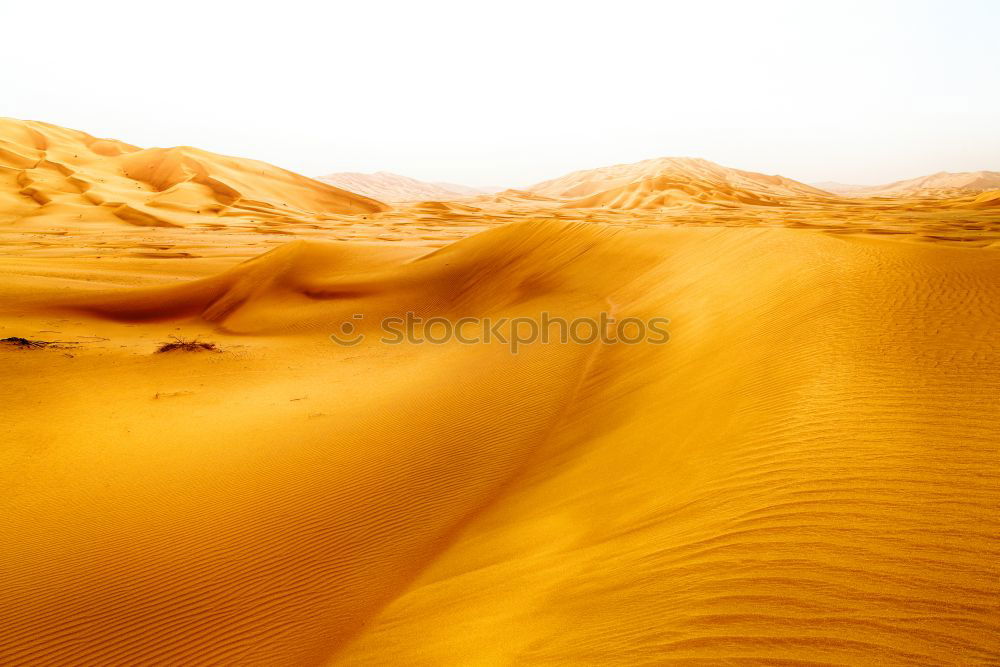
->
xmin=311 ymin=160 xmax=1000 ymax=191
xmin=5 ymin=0 xmax=998 ymax=187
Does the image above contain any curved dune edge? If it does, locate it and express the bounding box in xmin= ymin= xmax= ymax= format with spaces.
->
xmin=2 ymin=221 xmax=999 ymax=665
xmin=333 ymin=224 xmax=1000 ymax=665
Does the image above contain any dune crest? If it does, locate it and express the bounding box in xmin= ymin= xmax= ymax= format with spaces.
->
xmin=2 ymin=220 xmax=1000 ymax=664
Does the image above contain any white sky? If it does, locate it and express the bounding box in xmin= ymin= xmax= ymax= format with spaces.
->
xmin=4 ymin=0 xmax=998 ymax=187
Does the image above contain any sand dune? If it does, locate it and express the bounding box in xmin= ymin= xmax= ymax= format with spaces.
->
xmin=811 ymin=180 xmax=872 ymax=194
xmin=2 ymin=219 xmax=999 ymax=664
xmin=562 ymin=172 xmax=794 ymax=209
xmin=315 ymin=171 xmax=496 ymax=202
xmin=0 ymin=118 xmax=388 ymax=230
xmin=2 ymin=120 xmax=1000 ymax=665
xmin=410 ymin=200 xmax=482 ymax=212
xmin=528 ymin=156 xmax=832 ymax=209
xmin=431 ymin=181 xmax=504 ymax=197
xmin=465 ymin=188 xmax=562 ymax=207
xmin=831 ymin=170 xmax=1000 ymax=198
xmin=961 ymin=189 xmax=1000 ymax=208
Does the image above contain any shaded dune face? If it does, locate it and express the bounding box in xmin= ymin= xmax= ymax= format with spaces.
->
xmin=2 ymin=221 xmax=999 ymax=664
xmin=0 ymin=118 xmax=388 ymax=230
xmin=335 ymin=226 xmax=1000 ymax=665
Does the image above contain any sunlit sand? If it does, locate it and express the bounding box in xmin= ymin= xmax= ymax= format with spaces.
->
xmin=2 ymin=119 xmax=999 ymax=664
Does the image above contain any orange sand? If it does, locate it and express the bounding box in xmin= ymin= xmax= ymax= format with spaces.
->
xmin=2 ymin=120 xmax=999 ymax=665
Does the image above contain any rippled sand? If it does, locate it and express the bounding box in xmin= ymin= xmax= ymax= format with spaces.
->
xmin=2 ymin=120 xmax=999 ymax=665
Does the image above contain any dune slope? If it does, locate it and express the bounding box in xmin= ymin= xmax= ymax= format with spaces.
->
xmin=1 ymin=221 xmax=998 ymax=665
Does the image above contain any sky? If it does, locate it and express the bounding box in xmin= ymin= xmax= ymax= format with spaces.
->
xmin=4 ymin=0 xmax=998 ymax=187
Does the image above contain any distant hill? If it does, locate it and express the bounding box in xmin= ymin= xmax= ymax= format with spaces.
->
xmin=528 ymin=157 xmax=831 ymax=210
xmin=824 ymin=171 xmax=1000 ymax=197
xmin=811 ymin=181 xmax=870 ymax=195
xmin=316 ymin=171 xmax=501 ymax=202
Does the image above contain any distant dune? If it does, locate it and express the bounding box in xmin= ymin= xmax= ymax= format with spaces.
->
xmin=429 ymin=181 xmax=505 ymax=197
xmin=528 ymin=157 xmax=833 ymax=210
xmin=950 ymin=188 xmax=1000 ymax=208
xmin=811 ymin=180 xmax=872 ymax=195
xmin=462 ymin=188 xmax=561 ymax=207
xmin=316 ymin=171 xmax=500 ymax=202
xmin=0 ymin=118 xmax=388 ymax=229
xmin=825 ymin=170 xmax=1000 ymax=197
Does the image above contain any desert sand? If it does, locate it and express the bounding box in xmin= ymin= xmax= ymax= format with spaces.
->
xmin=316 ymin=171 xmax=497 ymax=202
xmin=2 ymin=119 xmax=999 ymax=665
xmin=817 ymin=170 xmax=1000 ymax=198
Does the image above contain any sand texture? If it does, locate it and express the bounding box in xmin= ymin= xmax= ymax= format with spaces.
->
xmin=2 ymin=120 xmax=999 ymax=665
